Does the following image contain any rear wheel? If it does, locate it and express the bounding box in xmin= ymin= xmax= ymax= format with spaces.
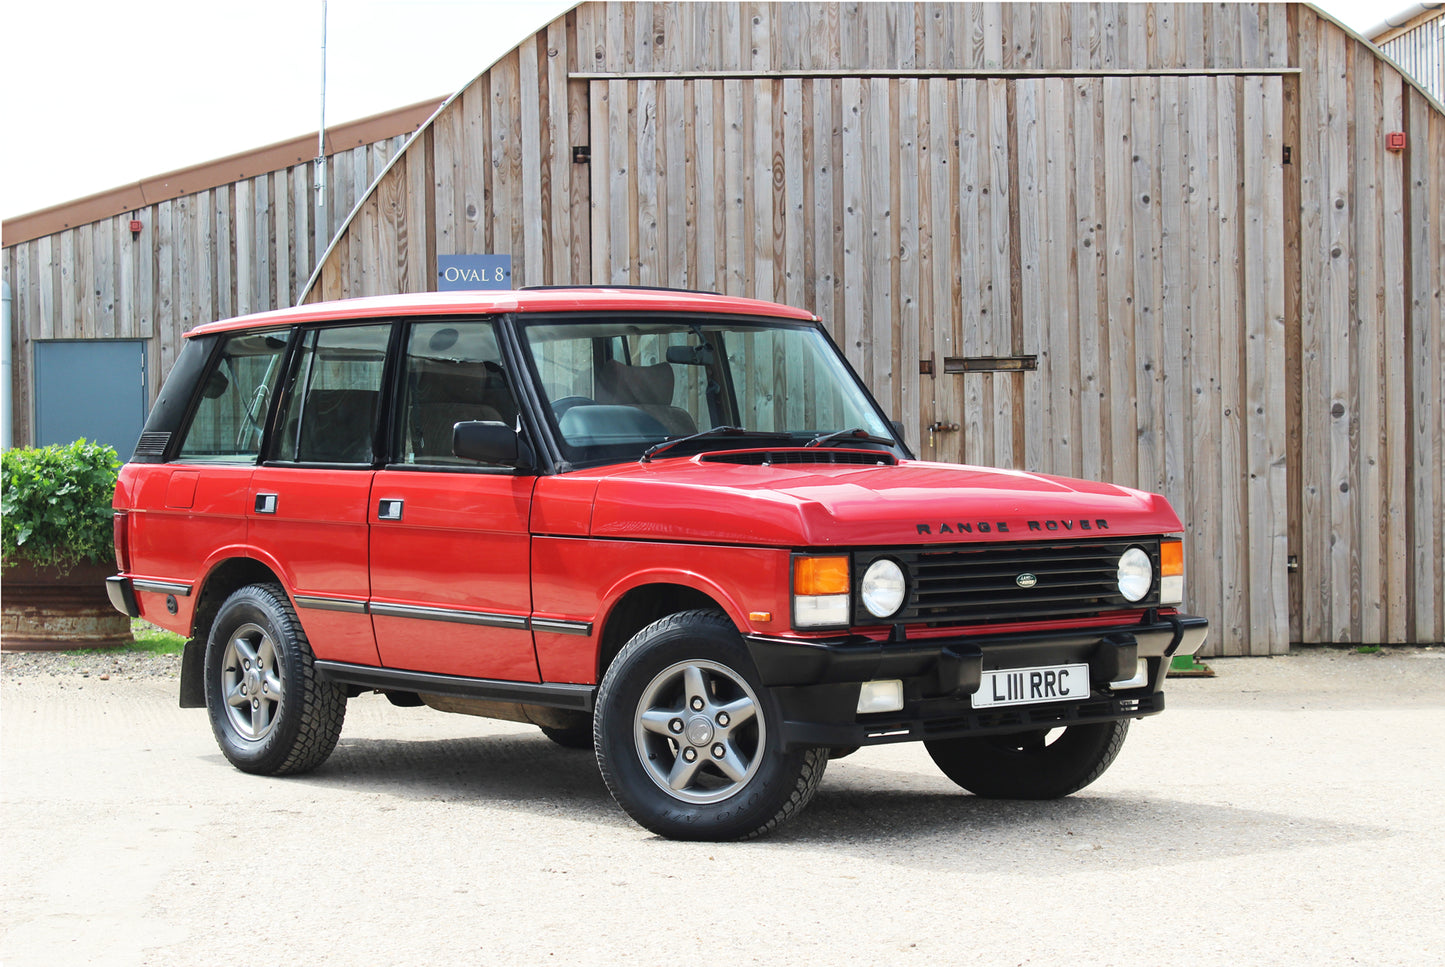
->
xmin=924 ymin=720 xmax=1129 ymax=799
xmin=595 ymin=610 xmax=827 ymax=840
xmin=204 ymin=583 xmax=346 ymax=775
xmin=539 ymin=724 xmax=595 ymax=750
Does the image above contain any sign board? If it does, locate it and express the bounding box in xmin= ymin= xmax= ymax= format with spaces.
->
xmin=437 ymin=254 xmax=512 ymax=291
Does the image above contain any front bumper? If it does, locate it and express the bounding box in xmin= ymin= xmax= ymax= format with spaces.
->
xmin=745 ymin=612 xmax=1208 ymax=750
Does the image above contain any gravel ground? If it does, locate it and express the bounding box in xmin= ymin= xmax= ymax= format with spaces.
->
xmin=3 ymin=647 xmax=1444 ymax=966
xmin=1 ymin=649 xmax=181 ymax=681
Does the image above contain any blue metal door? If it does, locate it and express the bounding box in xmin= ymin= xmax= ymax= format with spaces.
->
xmin=34 ymin=340 xmax=148 ymax=455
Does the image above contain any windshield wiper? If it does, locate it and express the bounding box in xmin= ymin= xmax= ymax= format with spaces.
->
xmin=641 ymin=426 xmax=793 ymax=463
xmin=805 ymin=427 xmax=898 ymax=448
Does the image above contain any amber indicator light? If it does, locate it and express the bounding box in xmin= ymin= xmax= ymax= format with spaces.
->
xmin=1160 ymin=540 xmax=1184 ymax=576
xmin=794 ymin=556 xmax=850 ymax=595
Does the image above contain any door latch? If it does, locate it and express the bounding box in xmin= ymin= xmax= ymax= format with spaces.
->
xmin=928 ymin=421 xmax=959 ymax=449
xmin=377 ymin=498 xmax=405 ymax=521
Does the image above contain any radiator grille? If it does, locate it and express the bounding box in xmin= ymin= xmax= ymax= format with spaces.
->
xmin=855 ymin=538 xmax=1160 ymax=626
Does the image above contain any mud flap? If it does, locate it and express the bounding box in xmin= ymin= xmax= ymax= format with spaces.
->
xmin=179 ymin=638 xmax=206 ymax=708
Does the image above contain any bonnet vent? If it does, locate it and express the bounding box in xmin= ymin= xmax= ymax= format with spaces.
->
xmin=699 ymin=449 xmax=897 ymax=467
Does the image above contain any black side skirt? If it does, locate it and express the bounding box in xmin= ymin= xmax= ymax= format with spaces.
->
xmin=313 ymin=661 xmax=596 ymax=712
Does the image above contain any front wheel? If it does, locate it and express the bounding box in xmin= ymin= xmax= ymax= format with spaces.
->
xmin=924 ymin=720 xmax=1130 ymax=799
xmin=594 ymin=611 xmax=827 ymax=840
xmin=204 ymin=583 xmax=346 ymax=775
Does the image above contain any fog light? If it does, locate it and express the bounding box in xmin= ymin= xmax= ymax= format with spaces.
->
xmin=856 ymin=679 xmax=904 ymax=714
xmin=1111 ymin=659 xmax=1149 ymax=690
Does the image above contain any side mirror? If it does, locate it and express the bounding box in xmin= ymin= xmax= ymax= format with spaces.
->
xmin=890 ymin=420 xmax=907 ymax=447
xmin=453 ymin=421 xmax=532 ymax=469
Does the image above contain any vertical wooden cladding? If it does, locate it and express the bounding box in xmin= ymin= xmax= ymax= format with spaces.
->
xmin=1014 ymin=75 xmax=1288 ymax=655
xmin=1296 ymin=7 xmax=1445 ymax=645
xmin=578 ymin=0 xmax=1295 ymax=72
xmin=309 ymin=17 xmax=584 ymax=300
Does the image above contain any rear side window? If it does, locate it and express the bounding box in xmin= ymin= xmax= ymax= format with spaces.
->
xmin=273 ymin=325 xmax=391 ymax=465
xmin=175 ymin=332 xmax=289 ymax=463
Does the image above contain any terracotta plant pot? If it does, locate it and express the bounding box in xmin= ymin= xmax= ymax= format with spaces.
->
xmin=1 ymin=559 xmax=130 ymax=651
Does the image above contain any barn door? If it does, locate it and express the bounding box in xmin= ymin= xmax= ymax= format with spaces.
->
xmin=1008 ymin=74 xmax=1290 ymax=656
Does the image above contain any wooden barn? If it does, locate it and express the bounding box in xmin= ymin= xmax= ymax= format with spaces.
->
xmin=3 ymin=2 xmax=1443 ymax=656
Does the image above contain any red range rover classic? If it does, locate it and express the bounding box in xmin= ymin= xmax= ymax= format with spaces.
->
xmin=108 ymin=288 xmax=1208 ymax=840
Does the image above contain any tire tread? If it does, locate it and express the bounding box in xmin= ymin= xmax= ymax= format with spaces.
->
xmin=594 ymin=609 xmax=827 ymax=840
xmin=259 ymin=584 xmax=346 ymax=775
xmin=207 ymin=583 xmax=346 ymax=776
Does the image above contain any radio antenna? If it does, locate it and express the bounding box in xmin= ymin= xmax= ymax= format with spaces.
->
xmin=315 ymin=0 xmax=328 ymax=207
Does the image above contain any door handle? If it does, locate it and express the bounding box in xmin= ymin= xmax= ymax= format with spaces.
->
xmin=254 ymin=493 xmax=278 ymax=514
xmin=377 ymin=498 xmax=404 ymax=521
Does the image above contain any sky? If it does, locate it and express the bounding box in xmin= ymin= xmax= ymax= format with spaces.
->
xmin=0 ymin=0 xmax=1394 ymax=222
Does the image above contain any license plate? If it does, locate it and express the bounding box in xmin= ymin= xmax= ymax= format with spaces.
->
xmin=971 ymin=663 xmax=1091 ymax=709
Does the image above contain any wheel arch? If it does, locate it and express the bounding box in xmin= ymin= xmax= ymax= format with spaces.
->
xmin=189 ymin=556 xmax=286 ymax=640
xmin=595 ymin=581 xmax=735 ymax=683
xmin=179 ymin=556 xmax=286 ymax=709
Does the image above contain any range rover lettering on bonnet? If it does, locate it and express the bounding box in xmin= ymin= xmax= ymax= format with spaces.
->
xmin=106 ymin=287 xmax=1207 ymax=842
xmin=915 ymin=518 xmax=1111 ymax=536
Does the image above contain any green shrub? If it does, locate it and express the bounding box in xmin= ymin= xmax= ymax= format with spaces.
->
xmin=1 ymin=439 xmax=120 ymax=573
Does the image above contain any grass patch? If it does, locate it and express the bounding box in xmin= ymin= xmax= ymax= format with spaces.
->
xmin=1355 ymin=644 xmax=1382 ymax=655
xmin=129 ymin=622 xmax=188 ymax=654
xmin=66 ymin=620 xmax=187 ymax=656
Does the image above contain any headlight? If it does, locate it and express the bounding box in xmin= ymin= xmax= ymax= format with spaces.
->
xmin=1116 ymin=546 xmax=1153 ymax=602
xmin=861 ymin=559 xmax=906 ymax=618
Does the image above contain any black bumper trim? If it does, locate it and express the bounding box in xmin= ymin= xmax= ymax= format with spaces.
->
xmin=745 ymin=614 xmax=1207 ymax=689
xmin=106 ymin=576 xmax=141 ymax=618
xmin=779 ymin=691 xmax=1165 ymax=750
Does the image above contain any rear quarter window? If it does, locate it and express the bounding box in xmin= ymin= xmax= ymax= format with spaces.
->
xmin=175 ymin=332 xmax=290 ymax=463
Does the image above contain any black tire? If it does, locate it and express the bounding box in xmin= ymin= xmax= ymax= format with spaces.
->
xmin=539 ymin=724 xmax=595 ymax=750
xmin=594 ymin=610 xmax=827 ymax=840
xmin=924 ymin=720 xmax=1130 ymax=799
xmin=204 ymin=583 xmax=346 ymax=776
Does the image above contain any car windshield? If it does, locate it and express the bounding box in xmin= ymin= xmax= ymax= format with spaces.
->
xmin=518 ymin=314 xmax=897 ymax=465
